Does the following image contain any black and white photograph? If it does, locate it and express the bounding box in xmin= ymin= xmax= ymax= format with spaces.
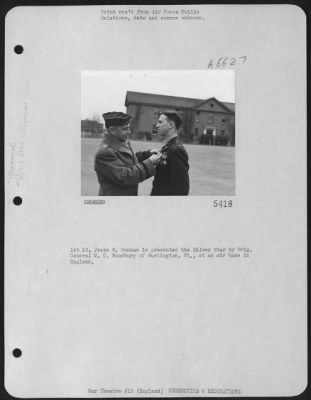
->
xmin=81 ymin=70 xmax=235 ymax=196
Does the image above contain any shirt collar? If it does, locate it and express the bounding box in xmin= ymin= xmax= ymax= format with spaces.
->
xmin=161 ymin=134 xmax=178 ymax=148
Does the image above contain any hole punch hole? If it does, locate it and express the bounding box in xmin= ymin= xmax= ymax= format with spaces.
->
xmin=13 ymin=196 xmax=22 ymax=206
xmin=12 ymin=348 xmax=22 ymax=358
xmin=14 ymin=45 xmax=24 ymax=54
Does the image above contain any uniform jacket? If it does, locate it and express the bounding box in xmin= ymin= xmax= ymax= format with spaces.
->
xmin=151 ymin=136 xmax=189 ymax=196
xmin=94 ymin=134 xmax=155 ymax=196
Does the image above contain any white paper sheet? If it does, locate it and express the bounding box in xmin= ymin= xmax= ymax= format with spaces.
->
xmin=5 ymin=4 xmax=307 ymax=398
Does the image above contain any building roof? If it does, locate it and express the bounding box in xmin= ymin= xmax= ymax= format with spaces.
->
xmin=125 ymin=91 xmax=235 ymax=112
xmin=194 ymin=97 xmax=235 ymax=113
xmin=125 ymin=91 xmax=201 ymax=109
xmin=222 ymin=102 xmax=235 ymax=112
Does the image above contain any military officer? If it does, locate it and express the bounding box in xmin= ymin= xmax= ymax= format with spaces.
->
xmin=94 ymin=112 xmax=161 ymax=196
xmin=150 ymin=111 xmax=189 ymax=196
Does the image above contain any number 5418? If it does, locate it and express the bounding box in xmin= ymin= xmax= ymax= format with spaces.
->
xmin=213 ymin=200 xmax=233 ymax=208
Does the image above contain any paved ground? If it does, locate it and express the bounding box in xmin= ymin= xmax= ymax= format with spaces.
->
xmin=81 ymin=138 xmax=235 ymax=196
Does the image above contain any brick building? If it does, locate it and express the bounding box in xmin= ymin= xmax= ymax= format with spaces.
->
xmin=125 ymin=91 xmax=235 ymax=146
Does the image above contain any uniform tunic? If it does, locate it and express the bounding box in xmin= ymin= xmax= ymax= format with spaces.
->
xmin=151 ymin=136 xmax=189 ymax=196
xmin=94 ymin=134 xmax=155 ymax=196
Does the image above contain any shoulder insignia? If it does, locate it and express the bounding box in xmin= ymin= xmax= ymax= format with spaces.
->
xmin=100 ymin=144 xmax=112 ymax=150
xmin=97 ymin=144 xmax=113 ymax=155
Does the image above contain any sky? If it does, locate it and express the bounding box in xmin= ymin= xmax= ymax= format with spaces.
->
xmin=81 ymin=70 xmax=235 ymax=121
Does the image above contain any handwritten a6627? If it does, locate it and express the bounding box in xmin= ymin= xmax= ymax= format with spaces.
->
xmin=208 ymin=56 xmax=247 ymax=69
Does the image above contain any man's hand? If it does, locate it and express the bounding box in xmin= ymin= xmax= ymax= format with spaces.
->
xmin=149 ymin=152 xmax=162 ymax=166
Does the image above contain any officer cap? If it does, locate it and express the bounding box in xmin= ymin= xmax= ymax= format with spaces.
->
xmin=102 ymin=112 xmax=131 ymax=128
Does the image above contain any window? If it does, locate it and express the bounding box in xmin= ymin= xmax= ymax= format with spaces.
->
xmin=207 ymin=113 xmax=214 ymax=123
xmin=152 ymin=124 xmax=157 ymax=134
xmin=222 ymin=118 xmax=226 ymax=123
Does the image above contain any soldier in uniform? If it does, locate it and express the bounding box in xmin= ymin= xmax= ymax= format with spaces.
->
xmin=150 ymin=111 xmax=189 ymax=196
xmin=94 ymin=112 xmax=161 ymax=196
